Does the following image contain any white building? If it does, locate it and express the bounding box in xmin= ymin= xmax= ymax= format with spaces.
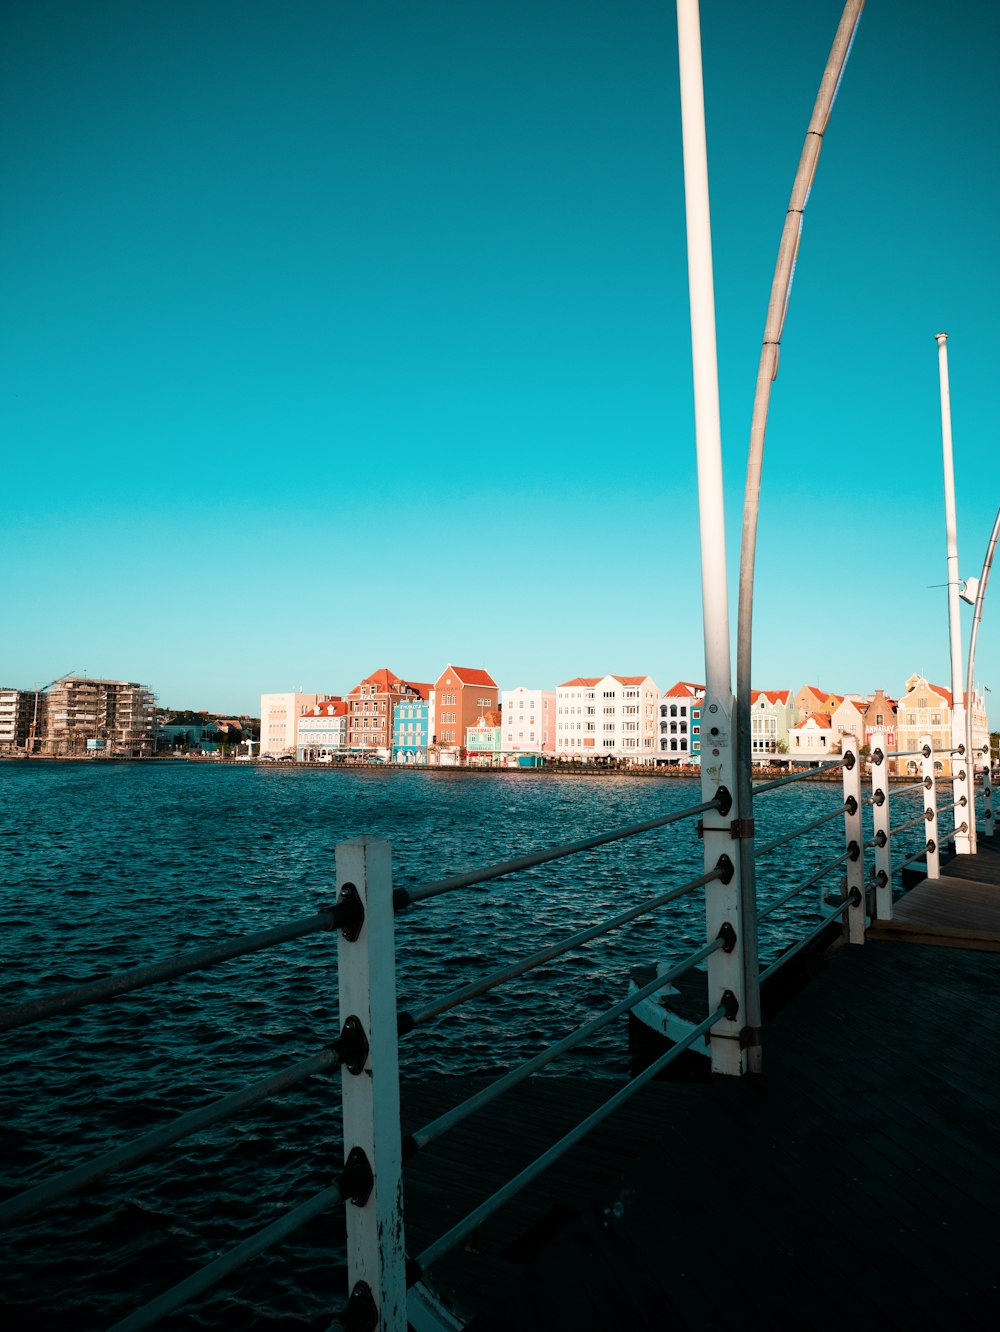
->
xmin=788 ymin=712 xmax=835 ymax=763
xmin=500 ymin=686 xmax=556 ymax=760
xmin=658 ymin=681 xmax=706 ymax=764
xmin=297 ymin=699 xmax=348 ymax=761
xmin=556 ymin=674 xmax=659 ymax=763
xmin=260 ymin=691 xmax=330 ymax=755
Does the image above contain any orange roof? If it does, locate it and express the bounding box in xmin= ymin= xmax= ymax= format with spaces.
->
xmin=751 ymin=689 xmax=792 ymax=705
xmin=610 ymin=675 xmax=650 ymax=686
xmin=305 ymin=699 xmax=347 ymax=717
xmin=444 ymin=665 xmax=498 ymax=687
xmin=481 ymin=711 xmax=502 ymax=727
xmin=403 ymin=681 xmax=432 ymax=700
xmin=350 ymin=667 xmax=404 ymax=696
xmin=558 ymin=677 xmax=601 ymax=688
xmin=666 ymin=681 xmax=705 ymax=698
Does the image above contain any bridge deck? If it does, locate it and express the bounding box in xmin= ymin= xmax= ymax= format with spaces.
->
xmin=404 ymin=836 xmax=1000 ymax=1330
xmin=871 ymin=830 xmax=1000 ymax=947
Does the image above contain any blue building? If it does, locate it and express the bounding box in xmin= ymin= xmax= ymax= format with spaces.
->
xmin=393 ymin=698 xmax=429 ymax=764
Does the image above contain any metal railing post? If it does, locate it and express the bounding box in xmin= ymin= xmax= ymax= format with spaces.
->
xmin=336 ymin=838 xmax=407 ymax=1331
xmin=870 ymin=731 xmax=892 ymax=920
xmin=983 ymin=747 xmax=994 ymax=838
xmin=921 ymin=736 xmax=941 ymax=880
xmin=952 ymin=741 xmax=971 ymax=854
xmin=700 ymin=693 xmax=749 ymax=1076
xmin=841 ymin=737 xmax=865 ymax=944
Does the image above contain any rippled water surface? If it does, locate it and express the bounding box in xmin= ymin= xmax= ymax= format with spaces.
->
xmin=0 ymin=761 xmax=926 ymax=1328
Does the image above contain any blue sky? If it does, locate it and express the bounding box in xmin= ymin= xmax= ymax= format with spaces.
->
xmin=2 ymin=0 xmax=997 ymax=716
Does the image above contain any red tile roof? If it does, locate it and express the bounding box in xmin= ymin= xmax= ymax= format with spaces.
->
xmin=666 ymin=681 xmax=706 ymax=698
xmin=751 ymin=689 xmax=792 ymax=705
xmin=558 ymin=677 xmax=601 ymax=688
xmin=447 ymin=665 xmax=498 ymax=687
xmin=610 ymin=675 xmax=650 ymax=686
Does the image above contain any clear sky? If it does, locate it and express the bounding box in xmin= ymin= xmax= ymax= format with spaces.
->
xmin=2 ymin=0 xmax=997 ymax=716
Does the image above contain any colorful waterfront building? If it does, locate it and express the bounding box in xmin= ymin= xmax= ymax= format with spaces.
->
xmin=830 ymin=696 xmax=868 ymax=755
xmin=794 ymin=685 xmax=841 ymax=718
xmin=862 ymin=689 xmax=899 ymax=772
xmin=466 ymin=712 xmax=503 ymax=766
xmin=297 ymin=699 xmax=348 ymax=761
xmin=788 ymin=713 xmax=835 ymax=763
xmin=657 ymin=681 xmax=705 ymax=764
xmin=894 ymin=673 xmax=989 ymax=777
xmin=431 ymin=665 xmax=499 ymax=762
xmin=749 ymin=688 xmax=799 ymax=761
xmin=393 ymin=697 xmax=430 ymax=764
xmin=557 ymin=674 xmax=660 ymax=763
xmin=347 ymin=669 xmax=430 ymax=760
xmin=260 ymin=691 xmax=331 ymax=756
xmin=500 ymin=686 xmax=556 ymax=761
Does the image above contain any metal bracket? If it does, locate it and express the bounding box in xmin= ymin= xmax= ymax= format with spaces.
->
xmin=715 ymin=785 xmax=733 ymax=817
xmin=715 ymin=853 xmax=735 ymax=885
xmin=844 ymin=795 xmax=858 ymax=817
xmin=843 ymin=750 xmax=856 ymax=770
xmin=739 ymin=1024 xmax=762 ymax=1050
xmin=924 ymin=808 xmax=935 ymax=822
xmin=874 ymin=830 xmax=887 ymax=848
xmin=341 ymin=1147 xmax=375 ymax=1208
xmin=716 ymin=921 xmax=737 ymax=953
xmin=847 ymin=886 xmax=862 ymax=908
xmin=337 ymin=882 xmax=365 ymax=941
xmin=729 ymin=818 xmax=755 ymax=839
xmin=847 ymin=840 xmax=861 ymax=863
xmin=342 ymin=1278 xmax=379 ymax=1332
xmin=720 ymin=989 xmax=739 ymax=1022
xmin=338 ymin=1015 xmax=370 ymax=1075
xmin=875 ymin=869 xmax=888 ymax=889
xmin=872 ymin=747 xmax=885 ymax=766
xmin=872 ymin=787 xmax=886 ymax=807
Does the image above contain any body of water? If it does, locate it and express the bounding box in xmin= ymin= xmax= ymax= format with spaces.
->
xmin=0 ymin=761 xmax=927 ymax=1328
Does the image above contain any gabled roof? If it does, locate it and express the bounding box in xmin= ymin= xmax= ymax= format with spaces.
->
xmin=350 ymin=667 xmax=404 ymax=696
xmin=403 ymin=681 xmax=432 ymax=700
xmin=609 ymin=674 xmax=651 ymax=687
xmin=751 ymin=689 xmax=792 ymax=705
xmin=305 ymin=699 xmax=347 ymax=717
xmin=440 ymin=665 xmax=498 ymax=687
xmin=558 ymin=677 xmax=601 ymax=688
xmin=666 ymin=681 xmax=706 ymax=698
xmin=791 ymin=712 xmax=833 ymax=730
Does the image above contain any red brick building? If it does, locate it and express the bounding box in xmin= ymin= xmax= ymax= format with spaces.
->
xmin=347 ymin=668 xmax=430 ymax=755
xmin=432 ymin=665 xmax=499 ymax=752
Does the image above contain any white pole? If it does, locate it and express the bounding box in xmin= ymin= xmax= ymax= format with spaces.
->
xmin=964 ymin=505 xmax=1000 ymax=851
xmin=676 ymin=0 xmax=750 ymax=1075
xmin=336 ymin=837 xmax=407 ymax=1330
xmin=935 ymin=333 xmax=972 ymax=854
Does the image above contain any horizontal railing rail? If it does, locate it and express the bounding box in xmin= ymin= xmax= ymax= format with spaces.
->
xmin=751 ymin=759 xmax=843 ymax=796
xmin=0 ymin=905 xmax=348 ymax=1034
xmin=756 ymin=846 xmax=856 ymax=924
xmin=393 ymin=795 xmax=723 ymax=907
xmin=399 ymin=862 xmax=727 ymax=1032
xmin=0 ymin=1045 xmax=343 ymax=1229
xmin=754 ymin=800 xmax=848 ymax=858
xmin=407 ymin=936 xmax=725 ymax=1154
xmin=407 ymin=1003 xmax=726 ymax=1284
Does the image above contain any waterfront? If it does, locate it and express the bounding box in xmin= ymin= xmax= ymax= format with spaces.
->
xmin=0 ymin=762 xmax=930 ymax=1328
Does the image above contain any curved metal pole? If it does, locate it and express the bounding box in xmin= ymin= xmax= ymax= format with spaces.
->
xmin=734 ymin=0 xmax=865 ymax=1068
xmin=965 ymin=505 xmax=1000 ymax=851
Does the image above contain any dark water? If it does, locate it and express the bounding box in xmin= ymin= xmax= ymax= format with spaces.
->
xmin=0 ymin=762 xmax=925 ymax=1328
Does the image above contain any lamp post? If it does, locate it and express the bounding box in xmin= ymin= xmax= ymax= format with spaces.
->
xmin=935 ymin=333 xmax=973 ymax=854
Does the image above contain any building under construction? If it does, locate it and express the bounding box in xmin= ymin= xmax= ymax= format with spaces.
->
xmin=38 ymin=677 xmax=156 ymax=757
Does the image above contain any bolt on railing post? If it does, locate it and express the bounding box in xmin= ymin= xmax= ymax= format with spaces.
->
xmin=983 ymin=747 xmax=994 ymax=838
xmin=699 ymin=691 xmax=750 ymax=1076
xmin=952 ymin=739 xmax=972 ymax=855
xmin=336 ymin=838 xmax=407 ymax=1331
xmin=841 ymin=737 xmax=865 ymax=944
xmin=921 ymin=735 xmax=941 ymax=880
xmin=870 ymin=732 xmax=892 ymax=921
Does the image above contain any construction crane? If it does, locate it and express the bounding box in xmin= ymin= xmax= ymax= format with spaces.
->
xmin=27 ymin=672 xmax=76 ymax=756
